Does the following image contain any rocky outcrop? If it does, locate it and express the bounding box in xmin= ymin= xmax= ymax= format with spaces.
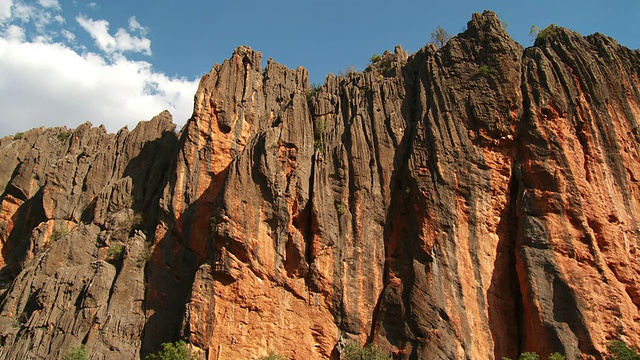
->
xmin=0 ymin=112 xmax=177 ymax=359
xmin=0 ymin=10 xmax=639 ymax=360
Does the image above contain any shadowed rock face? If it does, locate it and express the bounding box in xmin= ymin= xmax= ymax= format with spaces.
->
xmin=0 ymin=10 xmax=639 ymax=360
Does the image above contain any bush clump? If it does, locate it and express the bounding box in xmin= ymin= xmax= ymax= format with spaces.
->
xmin=502 ymin=352 xmax=565 ymax=360
xmin=369 ymin=54 xmax=381 ymax=64
xmin=57 ymin=132 xmax=70 ymax=142
xmin=210 ymin=214 xmax=222 ymax=232
xmin=536 ymin=24 xmax=559 ymax=42
xmin=478 ymin=65 xmax=491 ymax=77
xmin=259 ymin=353 xmax=285 ymax=360
xmin=608 ymin=340 xmax=640 ymax=360
xmin=137 ymin=248 xmax=152 ymax=265
xmin=517 ymin=352 xmax=539 ymax=360
xmin=63 ymin=345 xmax=88 ymax=360
xmin=125 ymin=213 xmax=143 ymax=231
xmin=306 ymin=83 xmax=322 ymax=104
xmin=106 ymin=244 xmax=125 ymax=263
xmin=313 ymin=117 xmax=326 ymax=137
xmin=342 ymin=343 xmax=391 ymax=360
xmin=146 ymin=340 xmax=191 ymax=360
xmin=13 ymin=132 xmax=24 ymax=140
xmin=50 ymin=227 xmax=68 ymax=242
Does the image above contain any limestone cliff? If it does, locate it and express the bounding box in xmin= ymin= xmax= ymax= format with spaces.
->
xmin=0 ymin=10 xmax=639 ymax=360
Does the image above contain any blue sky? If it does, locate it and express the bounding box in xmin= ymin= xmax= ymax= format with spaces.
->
xmin=1 ymin=0 xmax=639 ymax=137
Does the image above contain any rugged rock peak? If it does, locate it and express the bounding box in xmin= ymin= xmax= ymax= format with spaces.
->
xmin=516 ymin=19 xmax=640 ymax=358
xmin=0 ymin=10 xmax=640 ymax=360
xmin=464 ymin=10 xmax=511 ymax=41
xmin=0 ymin=111 xmax=178 ymax=359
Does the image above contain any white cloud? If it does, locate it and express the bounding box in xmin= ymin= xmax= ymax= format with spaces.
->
xmin=0 ymin=35 xmax=197 ymax=138
xmin=9 ymin=0 xmax=61 ymax=33
xmin=128 ymin=16 xmax=147 ymax=35
xmin=77 ymin=14 xmax=151 ymax=56
xmin=0 ymin=0 xmax=12 ymax=22
xmin=0 ymin=2 xmax=198 ymax=138
xmin=60 ymin=28 xmax=74 ymax=42
xmin=12 ymin=1 xmax=35 ymax=22
xmin=86 ymin=2 xmax=98 ymax=10
xmin=38 ymin=0 xmax=60 ymax=10
xmin=3 ymin=24 xmax=24 ymax=41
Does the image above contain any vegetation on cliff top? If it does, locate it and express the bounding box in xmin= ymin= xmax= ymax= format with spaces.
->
xmin=429 ymin=25 xmax=451 ymax=48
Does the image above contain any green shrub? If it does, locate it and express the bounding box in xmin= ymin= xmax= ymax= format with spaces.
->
xmin=259 ymin=353 xmax=285 ymax=360
xmin=146 ymin=340 xmax=191 ymax=360
xmin=342 ymin=343 xmax=391 ymax=360
xmin=57 ymin=132 xmax=70 ymax=142
xmin=50 ymin=227 xmax=68 ymax=242
xmin=306 ymin=83 xmax=322 ymax=104
xmin=125 ymin=213 xmax=143 ymax=231
xmin=106 ymin=244 xmax=125 ymax=263
xmin=137 ymin=248 xmax=151 ymax=265
xmin=13 ymin=132 xmax=23 ymax=140
xmin=336 ymin=203 xmax=347 ymax=215
xmin=210 ymin=214 xmax=222 ymax=232
xmin=313 ymin=117 xmax=326 ymax=137
xmin=477 ymin=65 xmax=491 ymax=77
xmin=379 ymin=58 xmax=392 ymax=76
xmin=518 ymin=352 xmax=539 ymax=360
xmin=314 ymin=139 xmax=324 ymax=151
xmin=369 ymin=54 xmax=381 ymax=64
xmin=536 ymin=24 xmax=559 ymax=42
xmin=63 ymin=345 xmax=88 ymax=360
xmin=502 ymin=352 xmax=565 ymax=360
xmin=608 ymin=340 xmax=640 ymax=360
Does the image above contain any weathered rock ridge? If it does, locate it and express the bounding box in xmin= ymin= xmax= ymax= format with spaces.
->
xmin=0 ymin=10 xmax=639 ymax=360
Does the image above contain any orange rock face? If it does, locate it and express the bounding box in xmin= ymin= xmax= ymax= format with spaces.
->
xmin=0 ymin=10 xmax=639 ymax=360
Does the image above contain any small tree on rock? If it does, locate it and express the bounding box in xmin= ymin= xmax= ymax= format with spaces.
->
xmin=529 ymin=25 xmax=540 ymax=42
xmin=608 ymin=340 xmax=640 ymax=360
xmin=146 ymin=340 xmax=191 ymax=360
xmin=430 ymin=25 xmax=451 ymax=48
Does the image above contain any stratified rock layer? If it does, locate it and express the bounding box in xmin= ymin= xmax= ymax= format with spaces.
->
xmin=0 ymin=10 xmax=639 ymax=360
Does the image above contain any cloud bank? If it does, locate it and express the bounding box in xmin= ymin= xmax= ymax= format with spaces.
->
xmin=0 ymin=0 xmax=198 ymax=137
xmin=76 ymin=14 xmax=151 ymax=56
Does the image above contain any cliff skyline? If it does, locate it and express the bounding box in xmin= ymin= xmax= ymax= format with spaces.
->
xmin=0 ymin=0 xmax=638 ymax=137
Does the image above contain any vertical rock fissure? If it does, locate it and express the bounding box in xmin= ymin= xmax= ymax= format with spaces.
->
xmin=368 ymin=85 xmax=389 ymax=207
xmin=509 ymin=165 xmax=525 ymax=357
xmin=304 ymin=150 xmax=318 ymax=290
